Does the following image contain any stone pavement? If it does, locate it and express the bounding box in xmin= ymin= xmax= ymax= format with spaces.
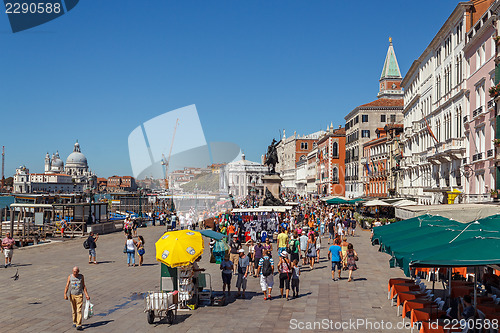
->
xmin=0 ymin=225 xmax=418 ymax=332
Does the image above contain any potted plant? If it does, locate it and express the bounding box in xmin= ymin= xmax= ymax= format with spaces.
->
xmin=491 ymin=189 xmax=498 ymax=199
xmin=493 ymin=139 xmax=500 ymax=147
xmin=388 ymin=188 xmax=396 ymax=196
xmin=490 ymin=83 xmax=500 ymax=98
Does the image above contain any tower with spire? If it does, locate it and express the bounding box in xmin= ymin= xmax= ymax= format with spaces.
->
xmin=377 ymin=37 xmax=403 ymax=99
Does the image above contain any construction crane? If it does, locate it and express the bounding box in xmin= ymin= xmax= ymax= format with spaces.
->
xmin=161 ymin=119 xmax=179 ymax=191
xmin=1 ymin=146 xmax=4 ymax=190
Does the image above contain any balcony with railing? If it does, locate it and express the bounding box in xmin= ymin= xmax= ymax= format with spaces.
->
xmin=472 ymin=106 xmax=484 ymax=119
xmin=487 ymin=149 xmax=494 ymax=158
xmin=463 ymin=115 xmax=469 ymax=123
xmin=472 ymin=152 xmax=483 ymax=162
xmin=488 ymin=99 xmax=495 ymax=110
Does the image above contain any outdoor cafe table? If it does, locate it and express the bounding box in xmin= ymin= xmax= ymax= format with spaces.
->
xmin=397 ymin=291 xmax=428 ymax=307
xmin=402 ymin=299 xmax=437 ymax=318
xmin=450 ymin=281 xmax=473 ymax=288
xmin=388 ymin=278 xmax=414 ymax=292
xmin=411 ymin=308 xmax=446 ymax=327
xmin=419 ymin=319 xmax=462 ymax=333
xmin=477 ymin=303 xmax=500 ymax=315
xmin=391 ymin=283 xmax=421 ymax=299
xmin=476 ymin=296 xmax=494 ymax=304
xmin=450 ymin=286 xmax=474 ymax=299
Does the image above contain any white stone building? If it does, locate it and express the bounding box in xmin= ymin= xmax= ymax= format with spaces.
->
xmin=399 ymin=3 xmax=469 ymax=204
xmin=13 ymin=140 xmax=95 ymax=194
xmin=219 ymin=154 xmax=268 ymax=197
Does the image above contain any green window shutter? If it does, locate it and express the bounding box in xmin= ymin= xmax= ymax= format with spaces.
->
xmin=496 ymin=63 xmax=500 ymax=85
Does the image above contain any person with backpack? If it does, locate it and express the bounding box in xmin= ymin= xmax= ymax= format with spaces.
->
xmin=257 ymin=250 xmax=274 ymax=300
xmin=253 ymin=240 xmax=264 ymax=277
xmin=288 ymin=232 xmax=300 ymax=264
xmin=278 ymin=251 xmax=292 ymax=301
xmin=85 ymin=232 xmax=98 ymax=264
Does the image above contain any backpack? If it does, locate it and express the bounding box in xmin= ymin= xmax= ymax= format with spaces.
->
xmin=262 ymin=257 xmax=272 ymax=277
xmin=290 ymin=240 xmax=297 ymax=253
xmin=83 ymin=239 xmax=90 ymax=249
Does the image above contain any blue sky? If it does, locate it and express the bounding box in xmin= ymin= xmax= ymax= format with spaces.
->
xmin=1 ymin=0 xmax=461 ymax=178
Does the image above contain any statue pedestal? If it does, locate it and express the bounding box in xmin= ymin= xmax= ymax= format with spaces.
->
xmin=261 ymin=174 xmax=282 ymax=202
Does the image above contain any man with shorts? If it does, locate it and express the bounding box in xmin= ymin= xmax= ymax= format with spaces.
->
xmin=229 ymin=235 xmax=241 ymax=274
xmin=86 ymin=232 xmax=98 ymax=264
xmin=328 ymin=239 xmax=343 ymax=281
xmin=288 ymin=232 xmax=300 ymax=263
xmin=1 ymin=232 xmax=15 ymax=268
xmin=257 ymin=250 xmax=274 ymax=300
xmin=277 ymin=228 xmax=288 ymax=256
xmin=236 ymin=249 xmax=249 ymax=298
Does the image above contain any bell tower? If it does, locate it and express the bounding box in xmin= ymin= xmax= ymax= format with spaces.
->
xmin=378 ymin=37 xmax=403 ymax=99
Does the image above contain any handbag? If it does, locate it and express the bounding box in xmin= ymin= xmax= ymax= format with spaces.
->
xmin=138 ymin=248 xmax=145 ymax=256
xmin=355 ymin=255 xmax=359 ymax=261
xmin=123 ymin=245 xmax=127 ymax=253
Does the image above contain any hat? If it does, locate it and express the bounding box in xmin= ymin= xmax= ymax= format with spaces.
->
xmin=238 ymin=249 xmax=245 ymax=253
xmin=301 ymin=231 xmax=306 ymax=234
xmin=280 ymin=251 xmax=288 ymax=257
xmin=233 ymin=234 xmax=238 ymax=238
xmin=257 ymin=239 xmax=261 ymax=243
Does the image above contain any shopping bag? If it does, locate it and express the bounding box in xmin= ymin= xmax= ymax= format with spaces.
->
xmin=83 ymin=300 xmax=94 ymax=320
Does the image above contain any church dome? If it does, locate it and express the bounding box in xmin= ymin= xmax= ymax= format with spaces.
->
xmin=66 ymin=141 xmax=88 ymax=167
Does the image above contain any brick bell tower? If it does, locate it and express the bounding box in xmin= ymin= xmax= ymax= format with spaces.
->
xmin=377 ymin=37 xmax=403 ymax=100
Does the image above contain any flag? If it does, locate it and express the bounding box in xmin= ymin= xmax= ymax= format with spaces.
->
xmin=424 ymin=117 xmax=439 ymax=143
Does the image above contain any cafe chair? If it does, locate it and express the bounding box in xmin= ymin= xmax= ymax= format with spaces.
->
xmin=425 ymin=289 xmax=434 ymax=299
xmin=494 ymin=297 xmax=500 ymax=305
xmin=434 ymin=297 xmax=442 ymax=304
xmin=419 ymin=282 xmax=427 ymax=293
xmin=437 ymin=300 xmax=445 ymax=310
xmin=445 ymin=307 xmax=452 ymax=317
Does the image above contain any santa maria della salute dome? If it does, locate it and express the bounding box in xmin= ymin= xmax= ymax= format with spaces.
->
xmin=44 ymin=140 xmax=95 ymax=186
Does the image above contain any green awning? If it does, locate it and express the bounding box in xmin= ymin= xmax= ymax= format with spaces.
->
xmin=199 ymin=229 xmax=226 ymax=241
xmin=326 ymin=197 xmax=350 ymax=205
xmin=411 ymin=236 xmax=500 ymax=268
xmin=372 ymin=214 xmax=459 ymax=245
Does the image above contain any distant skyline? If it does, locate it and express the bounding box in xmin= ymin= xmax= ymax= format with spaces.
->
xmin=1 ymin=1 xmax=462 ymax=178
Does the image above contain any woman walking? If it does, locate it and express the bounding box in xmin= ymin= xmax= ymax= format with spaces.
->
xmin=346 ymin=243 xmax=358 ymax=282
xmin=125 ymin=234 xmax=137 ymax=267
xmin=278 ymin=251 xmax=292 ymax=300
xmin=306 ymin=233 xmax=317 ymax=270
xmin=245 ymin=239 xmax=255 ymax=276
xmin=263 ymin=238 xmax=273 ymax=258
xmin=340 ymin=236 xmax=349 ymax=270
xmin=220 ymin=254 xmax=233 ymax=296
xmin=315 ymin=231 xmax=321 ymax=263
xmin=136 ymin=235 xmax=145 ymax=266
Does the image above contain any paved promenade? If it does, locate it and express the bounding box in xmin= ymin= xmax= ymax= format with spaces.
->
xmin=0 ymin=225 xmax=414 ymax=332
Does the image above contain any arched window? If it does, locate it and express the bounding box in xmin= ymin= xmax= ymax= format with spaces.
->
xmin=332 ymin=167 xmax=338 ymax=183
xmin=332 ymin=142 xmax=338 ymax=158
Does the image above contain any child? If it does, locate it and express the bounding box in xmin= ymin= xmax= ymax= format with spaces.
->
xmin=291 ymin=259 xmax=300 ymax=298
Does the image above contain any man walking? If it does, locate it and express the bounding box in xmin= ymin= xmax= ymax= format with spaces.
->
xmin=299 ymin=231 xmax=308 ymax=265
xmin=86 ymin=232 xmax=98 ymax=264
xmin=257 ymin=250 xmax=274 ymax=300
xmin=64 ymin=266 xmax=90 ymax=330
xmin=229 ymin=235 xmax=241 ymax=274
xmin=277 ymin=228 xmax=288 ymax=256
xmin=236 ymin=249 xmax=250 ymax=298
xmin=328 ymin=239 xmax=343 ymax=281
xmin=1 ymin=232 xmax=15 ymax=268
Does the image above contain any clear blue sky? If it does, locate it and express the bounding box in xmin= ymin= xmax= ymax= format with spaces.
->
xmin=1 ymin=0 xmax=461 ymax=178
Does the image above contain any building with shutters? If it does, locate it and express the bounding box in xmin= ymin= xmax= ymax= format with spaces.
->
xmin=316 ymin=125 xmax=346 ymax=196
xmin=344 ymin=38 xmax=404 ymax=198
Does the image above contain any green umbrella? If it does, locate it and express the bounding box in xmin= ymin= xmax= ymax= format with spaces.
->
xmin=326 ymin=197 xmax=350 ymax=205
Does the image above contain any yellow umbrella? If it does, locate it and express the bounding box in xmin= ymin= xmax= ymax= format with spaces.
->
xmin=155 ymin=230 xmax=204 ymax=267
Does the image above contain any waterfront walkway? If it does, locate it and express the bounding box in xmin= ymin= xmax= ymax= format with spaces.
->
xmin=0 ymin=225 xmax=414 ymax=332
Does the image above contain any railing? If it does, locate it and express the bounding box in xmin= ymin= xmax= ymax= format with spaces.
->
xmin=464 ymin=194 xmax=491 ymax=203
xmin=332 ymin=178 xmax=339 ymax=184
xmin=487 ymin=149 xmax=494 ymax=158
xmin=462 ymin=157 xmax=468 ymax=164
xmin=463 ymin=115 xmax=469 ymax=123
xmin=472 ymin=106 xmax=483 ymax=118
xmin=488 ymin=99 xmax=495 ymax=110
xmin=472 ymin=152 xmax=483 ymax=161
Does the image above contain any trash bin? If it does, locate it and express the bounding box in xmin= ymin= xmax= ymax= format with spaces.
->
xmin=160 ymin=263 xmax=178 ymax=291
